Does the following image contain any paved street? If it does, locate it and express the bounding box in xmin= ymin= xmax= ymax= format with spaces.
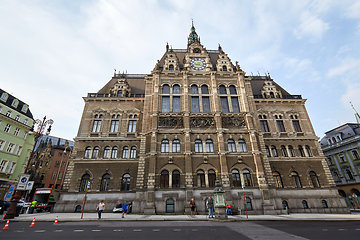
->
xmin=1 ymin=221 xmax=360 ymax=240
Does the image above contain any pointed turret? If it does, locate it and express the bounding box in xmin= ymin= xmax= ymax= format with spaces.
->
xmin=350 ymin=102 xmax=360 ymax=124
xmin=188 ymin=21 xmax=200 ymax=46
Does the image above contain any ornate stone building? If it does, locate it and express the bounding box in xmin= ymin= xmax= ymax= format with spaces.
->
xmin=57 ymin=25 xmax=348 ymax=214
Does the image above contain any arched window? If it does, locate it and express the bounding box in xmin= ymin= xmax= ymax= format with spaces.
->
xmin=271 ymin=145 xmax=278 ymax=157
xmin=103 ymin=146 xmax=110 ymax=158
xmin=243 ymin=169 xmax=252 ymax=187
xmin=322 ymin=200 xmax=328 ymax=208
xmin=111 ymin=146 xmax=118 ymax=159
xmin=291 ymin=171 xmax=302 ymax=188
xmin=305 ymin=145 xmax=312 ymax=157
xmin=160 ymin=170 xmax=169 ymax=188
xmin=130 ymin=146 xmax=137 ymax=159
xmin=173 ymin=84 xmax=180 ymax=94
xmin=92 ymin=146 xmax=99 ymax=159
xmin=245 ymin=197 xmax=252 ymax=210
xmin=205 ymin=139 xmax=214 ymax=153
xmin=191 ymin=85 xmax=199 ymax=94
xmin=288 ymin=145 xmax=295 ymax=157
xmin=222 ymin=65 xmax=227 ymax=72
xmin=273 ymin=171 xmax=283 ymax=188
xmin=169 ymin=64 xmax=174 ymax=71
xmin=208 ymin=169 xmax=216 ymax=187
xmin=228 ymin=139 xmax=236 ymax=152
xmin=238 ymin=139 xmax=247 ymax=152
xmin=121 ymin=173 xmax=131 ymax=191
xmin=219 ymin=85 xmax=227 ymax=94
xmin=172 ymin=139 xmax=180 ymax=153
xmin=84 ymin=147 xmax=91 ymax=159
xmin=265 ymin=145 xmax=271 ymax=157
xmin=161 ymin=139 xmax=169 ymax=153
xmin=122 ymin=146 xmax=129 ymax=158
xmin=79 ymin=174 xmax=90 ymax=192
xmin=232 ymin=169 xmax=241 ymax=187
xmin=201 ymin=85 xmax=209 ymax=94
xmin=281 ymin=145 xmax=288 ymax=157
xmin=166 ymin=199 xmax=175 ymax=213
xmin=197 ymin=170 xmax=205 ymax=187
xmin=195 ymin=139 xmax=203 ymax=153
xmin=309 ymin=171 xmax=320 ymax=188
xmin=269 ymin=92 xmax=275 ymax=98
xmin=172 ymin=170 xmax=180 ymax=188
xmin=100 ymin=174 xmax=110 ymax=192
xmin=162 ymin=84 xmax=170 ymax=94
xmin=298 ymin=145 xmax=305 ymax=157
xmin=229 ymin=85 xmax=237 ymax=94
xmin=302 ymin=200 xmax=309 ymax=209
xmin=282 ymin=200 xmax=289 ymax=210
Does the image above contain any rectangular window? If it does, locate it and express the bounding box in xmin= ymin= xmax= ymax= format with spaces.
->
xmin=172 ymin=96 xmax=181 ymax=113
xmin=292 ymin=120 xmax=302 ymax=132
xmin=52 ymin=172 xmax=57 ymax=180
xmin=8 ymin=162 xmax=16 ymax=174
xmin=0 ymin=140 xmax=5 ymax=150
xmin=110 ymin=120 xmax=119 ymax=132
xmin=0 ymin=160 xmax=8 ymax=172
xmin=231 ymin=97 xmax=240 ymax=113
xmin=6 ymin=143 xmax=15 ymax=153
xmin=161 ymin=96 xmax=170 ymax=113
xmin=58 ymin=172 xmax=63 ymax=180
xmin=260 ymin=120 xmax=270 ymax=132
xmin=276 ymin=120 xmax=285 ymax=132
xmin=4 ymin=124 xmax=11 ymax=133
xmin=128 ymin=120 xmax=137 ymax=132
xmin=191 ymin=96 xmax=200 ymax=113
xmin=22 ymin=132 xmax=27 ymax=139
xmin=16 ymin=146 xmax=22 ymax=155
xmin=14 ymin=127 xmax=20 ymax=136
xmin=202 ymin=97 xmax=211 ymax=113
xmin=92 ymin=120 xmax=102 ymax=132
xmin=220 ymin=97 xmax=229 ymax=113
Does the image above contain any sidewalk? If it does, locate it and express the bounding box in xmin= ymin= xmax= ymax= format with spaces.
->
xmin=5 ymin=212 xmax=360 ymax=222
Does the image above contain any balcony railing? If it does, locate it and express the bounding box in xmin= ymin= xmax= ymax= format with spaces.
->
xmin=87 ymin=93 xmax=145 ymax=98
xmin=253 ymin=95 xmax=302 ymax=99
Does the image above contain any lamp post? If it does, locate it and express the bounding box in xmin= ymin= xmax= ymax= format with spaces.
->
xmin=213 ymin=172 xmax=227 ymax=220
xmin=5 ymin=116 xmax=53 ymax=219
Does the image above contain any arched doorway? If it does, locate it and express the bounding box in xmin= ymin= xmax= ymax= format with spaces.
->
xmin=338 ymin=189 xmax=350 ymax=207
xmin=351 ymin=189 xmax=360 ymax=209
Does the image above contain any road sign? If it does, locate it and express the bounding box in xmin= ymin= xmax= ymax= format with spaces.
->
xmin=16 ymin=174 xmax=30 ymax=190
xmin=25 ymin=181 xmax=34 ymax=191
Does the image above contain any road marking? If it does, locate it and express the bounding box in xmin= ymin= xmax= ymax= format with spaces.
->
xmin=356 ymin=229 xmax=360 ymax=231
xmin=54 ymin=230 xmax=63 ymax=232
xmin=152 ymin=229 xmax=160 ymax=232
xmin=133 ymin=229 xmax=142 ymax=232
xmin=192 ymin=229 xmax=198 ymax=232
xmin=74 ymin=229 xmax=84 ymax=232
xmin=322 ymin=229 xmax=328 ymax=231
xmin=338 ymin=229 xmax=345 ymax=231
xmin=113 ymin=229 xmax=123 ymax=232
xmin=34 ymin=230 xmax=46 ymax=233
xmin=173 ymin=229 xmax=181 ymax=232
xmin=92 ymin=229 xmax=102 ymax=232
xmin=15 ymin=230 xmax=24 ymax=232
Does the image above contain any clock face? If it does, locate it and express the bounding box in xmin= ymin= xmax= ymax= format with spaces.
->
xmin=190 ymin=58 xmax=206 ymax=70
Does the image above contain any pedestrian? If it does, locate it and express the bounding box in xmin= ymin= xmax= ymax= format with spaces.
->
xmin=226 ymin=203 xmax=232 ymax=215
xmin=189 ymin=198 xmax=196 ymax=215
xmin=121 ymin=200 xmax=127 ymax=218
xmin=96 ymin=200 xmax=105 ymax=219
xmin=206 ymin=196 xmax=214 ymax=219
xmin=30 ymin=200 xmax=37 ymax=214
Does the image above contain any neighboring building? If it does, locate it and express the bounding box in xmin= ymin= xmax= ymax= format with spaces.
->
xmin=27 ymin=135 xmax=74 ymax=194
xmin=58 ymin=24 xmax=347 ymax=214
xmin=0 ymin=88 xmax=35 ymax=200
xmin=320 ymin=122 xmax=360 ymax=208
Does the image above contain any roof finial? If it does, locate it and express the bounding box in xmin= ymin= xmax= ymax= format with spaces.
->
xmin=166 ymin=42 xmax=169 ymax=52
xmin=350 ymin=101 xmax=360 ymax=124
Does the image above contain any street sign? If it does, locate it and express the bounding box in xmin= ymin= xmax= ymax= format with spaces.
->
xmin=16 ymin=174 xmax=30 ymax=190
xmin=25 ymin=181 xmax=34 ymax=191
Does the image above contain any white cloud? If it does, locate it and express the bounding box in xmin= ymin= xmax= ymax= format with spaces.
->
xmin=341 ymin=82 xmax=360 ymax=110
xmin=327 ymin=59 xmax=360 ymax=78
xmin=294 ymin=11 xmax=329 ymax=40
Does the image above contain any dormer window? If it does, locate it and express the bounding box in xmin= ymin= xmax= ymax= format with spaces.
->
xmin=222 ymin=65 xmax=227 ymax=72
xmin=21 ymin=104 xmax=28 ymax=112
xmin=12 ymin=99 xmax=19 ymax=107
xmin=1 ymin=93 xmax=8 ymax=102
xmin=169 ymin=64 xmax=174 ymax=71
xmin=193 ymin=48 xmax=201 ymax=53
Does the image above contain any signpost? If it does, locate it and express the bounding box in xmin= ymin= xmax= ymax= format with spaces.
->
xmin=81 ymin=181 xmax=90 ymax=219
xmin=16 ymin=174 xmax=30 ymax=190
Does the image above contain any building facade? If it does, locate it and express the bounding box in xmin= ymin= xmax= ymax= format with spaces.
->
xmin=0 ymin=89 xmax=35 ymax=200
xmin=320 ymin=123 xmax=360 ymax=208
xmin=58 ymin=25 xmax=347 ymax=214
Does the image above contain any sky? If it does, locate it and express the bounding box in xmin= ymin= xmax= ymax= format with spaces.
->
xmin=1 ymin=0 xmax=360 ymax=140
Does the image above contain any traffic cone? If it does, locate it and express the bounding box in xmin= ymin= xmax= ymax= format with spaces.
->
xmin=30 ymin=217 xmax=36 ymax=227
xmin=2 ymin=211 xmax=7 ymax=220
xmin=53 ymin=216 xmax=58 ymax=225
xmin=3 ymin=220 xmax=9 ymax=230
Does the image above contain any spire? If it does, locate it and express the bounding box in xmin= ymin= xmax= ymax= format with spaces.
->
xmin=188 ymin=21 xmax=199 ymax=46
xmin=350 ymin=101 xmax=360 ymax=124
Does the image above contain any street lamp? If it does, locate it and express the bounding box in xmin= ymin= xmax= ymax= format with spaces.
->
xmin=213 ymin=171 xmax=227 ymax=220
xmin=5 ymin=116 xmax=53 ymax=219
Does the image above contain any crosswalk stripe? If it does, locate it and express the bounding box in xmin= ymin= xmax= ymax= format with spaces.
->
xmin=173 ymin=229 xmax=181 ymax=232
xmin=54 ymin=230 xmax=63 ymax=232
xmin=74 ymin=229 xmax=84 ymax=232
xmin=92 ymin=229 xmax=102 ymax=232
xmin=113 ymin=229 xmax=123 ymax=232
xmin=34 ymin=230 xmax=46 ymax=233
xmin=152 ymin=229 xmax=160 ymax=231
xmin=133 ymin=229 xmax=142 ymax=232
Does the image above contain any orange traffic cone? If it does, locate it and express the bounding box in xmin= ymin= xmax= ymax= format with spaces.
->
xmin=53 ymin=216 xmax=58 ymax=225
xmin=3 ymin=220 xmax=9 ymax=230
xmin=30 ymin=217 xmax=36 ymax=227
xmin=2 ymin=211 xmax=7 ymax=220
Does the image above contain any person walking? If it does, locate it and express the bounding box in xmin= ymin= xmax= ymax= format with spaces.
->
xmin=30 ymin=200 xmax=37 ymax=214
xmin=189 ymin=198 xmax=196 ymax=215
xmin=121 ymin=200 xmax=127 ymax=218
xmin=96 ymin=200 xmax=105 ymax=219
xmin=226 ymin=203 xmax=233 ymax=215
xmin=206 ymin=196 xmax=214 ymax=218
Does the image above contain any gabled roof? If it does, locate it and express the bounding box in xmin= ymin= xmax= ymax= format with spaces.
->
xmin=0 ymin=88 xmax=34 ymax=119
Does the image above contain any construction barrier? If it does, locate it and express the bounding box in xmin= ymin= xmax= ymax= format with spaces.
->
xmin=3 ymin=220 xmax=9 ymax=230
xmin=29 ymin=217 xmax=36 ymax=227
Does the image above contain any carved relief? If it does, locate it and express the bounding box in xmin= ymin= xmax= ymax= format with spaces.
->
xmin=190 ymin=117 xmax=215 ymax=128
xmin=158 ymin=117 xmax=183 ymax=128
xmin=222 ymin=116 xmax=246 ymax=128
